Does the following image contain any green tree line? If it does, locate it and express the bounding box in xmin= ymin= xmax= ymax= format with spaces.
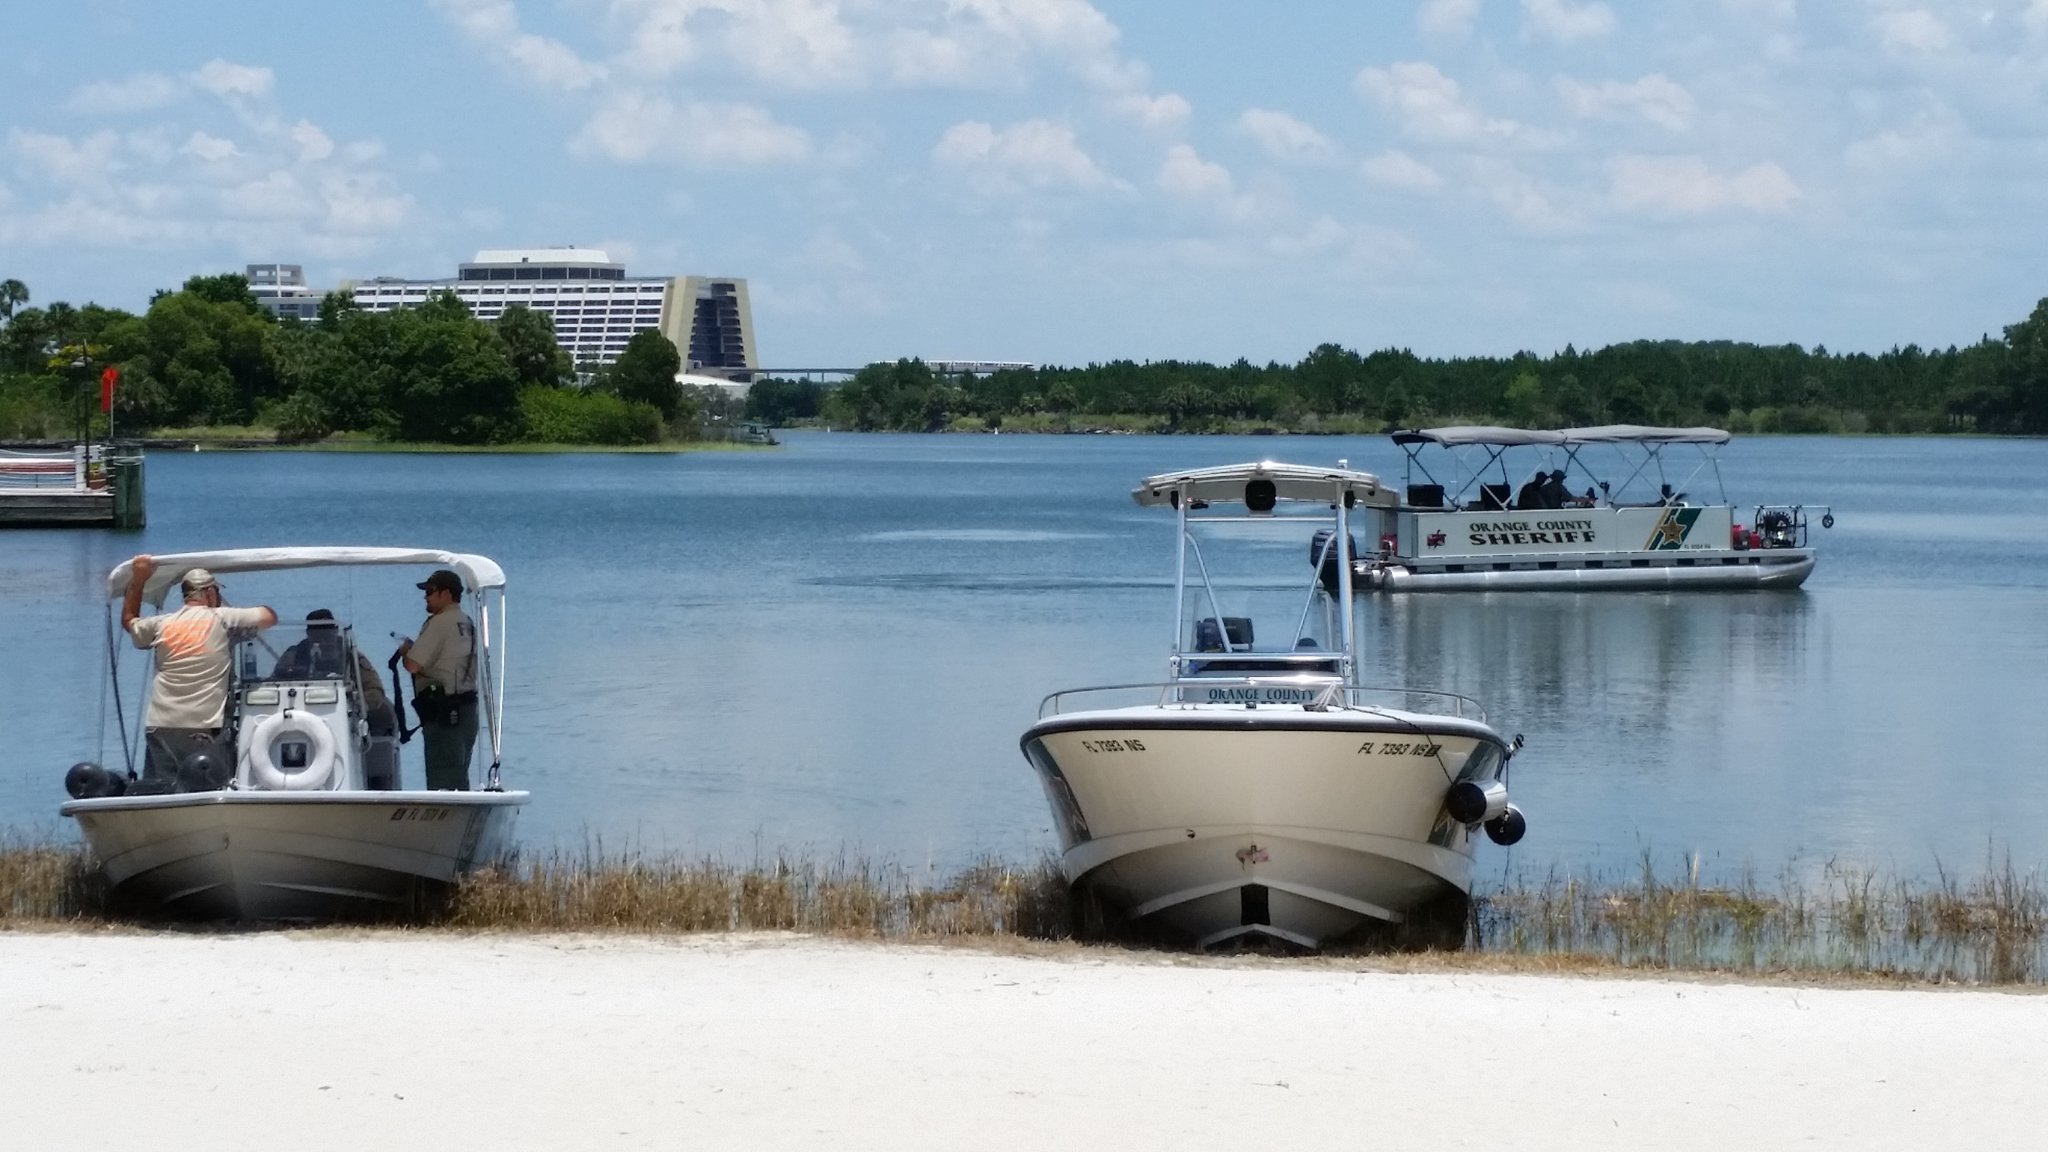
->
xmin=745 ymin=296 xmax=2048 ymax=437
xmin=0 ymin=274 xmax=715 ymax=445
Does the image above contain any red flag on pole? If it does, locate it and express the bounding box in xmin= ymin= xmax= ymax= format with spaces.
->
xmin=100 ymin=366 xmax=119 ymax=413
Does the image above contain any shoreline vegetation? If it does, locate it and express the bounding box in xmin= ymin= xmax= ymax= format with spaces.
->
xmin=5 ymin=840 xmax=2041 ymax=986
xmin=8 ymin=273 xmax=2048 ymax=447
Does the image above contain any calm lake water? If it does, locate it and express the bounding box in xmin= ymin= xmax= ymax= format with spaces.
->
xmin=5 ymin=432 xmax=2047 ymax=883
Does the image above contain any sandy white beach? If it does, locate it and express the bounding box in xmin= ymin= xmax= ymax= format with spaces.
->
xmin=2 ymin=932 xmax=2040 ymax=1151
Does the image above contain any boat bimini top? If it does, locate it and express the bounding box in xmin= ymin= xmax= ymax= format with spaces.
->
xmin=106 ymin=547 xmax=506 ymax=607
xmin=1392 ymin=425 xmax=1734 ymax=509
xmin=101 ymin=546 xmax=513 ymax=790
xmin=1132 ymin=461 xmax=1397 ymax=510
xmin=1390 ymin=425 xmax=1730 ymax=449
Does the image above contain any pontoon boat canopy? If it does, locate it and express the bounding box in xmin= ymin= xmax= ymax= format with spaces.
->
xmin=107 ymin=547 xmax=507 ymax=607
xmin=1555 ymin=425 xmax=1730 ymax=445
xmin=1132 ymin=462 xmax=1395 ymax=509
xmin=1393 ymin=425 xmax=1731 ymax=447
xmin=1390 ymin=427 xmax=1570 ymax=448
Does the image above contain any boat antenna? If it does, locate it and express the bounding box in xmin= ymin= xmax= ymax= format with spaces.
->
xmin=479 ymin=589 xmax=505 ymax=791
xmin=102 ymin=608 xmax=137 ymax=779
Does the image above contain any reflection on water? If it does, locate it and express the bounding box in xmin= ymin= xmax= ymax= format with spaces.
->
xmin=3 ymin=432 xmax=2048 ymax=884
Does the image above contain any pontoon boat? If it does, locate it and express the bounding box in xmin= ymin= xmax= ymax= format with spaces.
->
xmin=59 ymin=548 xmax=527 ymax=920
xmin=1019 ymin=463 xmax=1526 ymax=951
xmin=1358 ymin=425 xmax=1832 ymax=591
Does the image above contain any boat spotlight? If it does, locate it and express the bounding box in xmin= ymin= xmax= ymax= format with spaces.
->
xmin=1484 ymin=804 xmax=1527 ymax=846
xmin=1244 ymin=478 xmax=1277 ymax=513
xmin=1446 ymin=778 xmax=1510 ymax=825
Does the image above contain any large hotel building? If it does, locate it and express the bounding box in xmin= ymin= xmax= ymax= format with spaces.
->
xmin=338 ymin=249 xmax=756 ymax=376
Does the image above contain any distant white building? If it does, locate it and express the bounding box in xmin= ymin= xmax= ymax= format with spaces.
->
xmin=246 ymin=264 xmax=321 ymax=322
xmin=340 ymin=249 xmax=757 ymax=373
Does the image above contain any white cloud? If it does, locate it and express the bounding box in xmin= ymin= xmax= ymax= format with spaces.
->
xmin=67 ymin=73 xmax=185 ymax=115
xmin=1471 ymin=157 xmax=1578 ymax=231
xmin=1556 ymin=74 xmax=1694 ymax=131
xmin=1417 ymin=0 xmax=1482 ymax=40
xmin=933 ymin=119 xmax=1125 ymax=195
xmin=1361 ymin=150 xmax=1443 ymax=192
xmin=180 ymin=132 xmax=241 ymax=163
xmin=1157 ymin=143 xmax=1235 ymax=201
xmin=1608 ymin=154 xmax=1801 ymax=216
xmin=1110 ymin=91 xmax=1192 ymax=130
xmin=1874 ymin=9 xmax=1952 ymax=54
xmin=1237 ymin=109 xmax=1337 ymax=164
xmin=1521 ymin=0 xmax=1616 ymax=43
xmin=191 ymin=60 xmax=275 ymax=99
xmin=9 ymin=130 xmax=125 ymax=186
xmin=1843 ymin=107 xmax=1963 ymax=171
xmin=431 ymin=0 xmax=607 ymax=91
xmin=291 ymin=122 xmax=335 ymax=164
xmin=2 ymin=65 xmax=416 ymax=260
xmin=222 ymin=170 xmax=314 ymax=222
xmin=1356 ymin=62 xmax=1521 ymax=145
xmin=571 ymin=93 xmax=810 ymax=166
xmin=601 ymin=0 xmax=1156 ymax=97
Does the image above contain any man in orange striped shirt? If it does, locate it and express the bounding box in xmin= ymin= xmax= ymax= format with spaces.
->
xmin=122 ymin=555 xmax=278 ymax=783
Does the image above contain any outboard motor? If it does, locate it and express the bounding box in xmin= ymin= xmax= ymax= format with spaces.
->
xmin=63 ymin=761 xmax=126 ymax=800
xmin=1308 ymin=529 xmax=1359 ymax=596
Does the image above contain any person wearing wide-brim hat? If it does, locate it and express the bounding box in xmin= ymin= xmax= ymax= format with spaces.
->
xmin=120 ymin=554 xmax=278 ymax=782
xmin=396 ymin=568 xmax=479 ymax=791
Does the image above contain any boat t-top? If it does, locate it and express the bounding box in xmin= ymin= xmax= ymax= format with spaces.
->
xmin=1019 ymin=462 xmax=1526 ymax=951
xmin=58 ymin=547 xmax=528 ymax=920
xmin=1353 ymin=425 xmax=1833 ymax=591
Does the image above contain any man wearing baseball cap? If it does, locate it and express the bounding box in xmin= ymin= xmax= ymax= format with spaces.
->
xmin=121 ymin=554 xmax=278 ymax=782
xmin=397 ymin=568 xmax=479 ymax=790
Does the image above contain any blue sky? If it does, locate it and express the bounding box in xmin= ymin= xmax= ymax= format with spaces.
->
xmin=4 ymin=0 xmax=2047 ymax=367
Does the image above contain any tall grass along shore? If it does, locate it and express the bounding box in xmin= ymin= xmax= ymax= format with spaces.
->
xmin=5 ymin=838 xmax=2042 ymax=985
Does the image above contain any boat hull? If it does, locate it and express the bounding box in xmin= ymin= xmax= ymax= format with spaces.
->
xmin=59 ymin=791 xmax=527 ymax=920
xmin=1364 ymin=548 xmax=1814 ymax=592
xmin=1021 ymin=708 xmax=1509 ymax=950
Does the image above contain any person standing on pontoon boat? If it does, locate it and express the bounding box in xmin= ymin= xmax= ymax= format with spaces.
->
xmin=121 ymin=555 xmax=278 ymax=780
xmin=398 ymin=568 xmax=478 ymax=791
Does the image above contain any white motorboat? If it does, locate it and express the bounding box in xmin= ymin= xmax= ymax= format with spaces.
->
xmin=1019 ymin=463 xmax=1526 ymax=951
xmin=59 ymin=547 xmax=528 ymax=920
xmin=1359 ymin=425 xmax=1833 ymax=592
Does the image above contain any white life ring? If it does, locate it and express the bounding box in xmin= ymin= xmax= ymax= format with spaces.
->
xmin=246 ymin=711 xmax=338 ymax=792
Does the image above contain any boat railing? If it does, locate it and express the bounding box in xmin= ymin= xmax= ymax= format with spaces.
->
xmin=1 ymin=445 xmax=98 ymax=492
xmin=1037 ymin=679 xmax=1487 ymax=722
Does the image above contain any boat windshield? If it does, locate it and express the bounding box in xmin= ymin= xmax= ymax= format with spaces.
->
xmin=237 ymin=622 xmax=370 ymax=685
xmin=1177 ymin=515 xmax=1347 ymax=675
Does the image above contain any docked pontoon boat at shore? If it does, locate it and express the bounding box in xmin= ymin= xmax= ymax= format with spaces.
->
xmin=1019 ymin=463 xmax=1526 ymax=951
xmin=59 ymin=548 xmax=527 ymax=920
xmin=1356 ymin=425 xmax=1832 ymax=592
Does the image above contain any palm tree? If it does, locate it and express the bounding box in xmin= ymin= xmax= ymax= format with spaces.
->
xmin=0 ymin=278 xmax=27 ymax=324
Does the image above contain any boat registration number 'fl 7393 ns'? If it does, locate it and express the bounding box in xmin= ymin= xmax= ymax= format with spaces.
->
xmin=1078 ymin=739 xmax=1146 ymax=753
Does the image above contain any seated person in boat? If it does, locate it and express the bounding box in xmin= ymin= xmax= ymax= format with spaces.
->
xmin=273 ymin=609 xmax=401 ymax=789
xmin=1514 ymin=473 xmax=1549 ymax=510
xmin=1537 ymin=469 xmax=1571 ymax=509
xmin=122 ymin=555 xmax=278 ymax=781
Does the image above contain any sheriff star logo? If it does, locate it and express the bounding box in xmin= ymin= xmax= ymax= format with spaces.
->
xmin=1426 ymin=530 xmax=1447 ymax=548
xmin=1645 ymin=507 xmax=1701 ymax=549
